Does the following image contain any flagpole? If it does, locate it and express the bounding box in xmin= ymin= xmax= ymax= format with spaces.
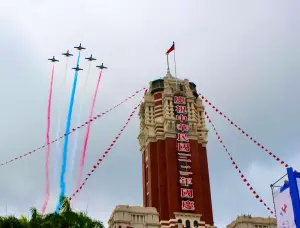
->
xmin=166 ymin=54 xmax=170 ymax=73
xmin=173 ymin=41 xmax=178 ymax=88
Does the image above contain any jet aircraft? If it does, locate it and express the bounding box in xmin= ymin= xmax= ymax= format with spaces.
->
xmin=74 ymin=43 xmax=86 ymax=51
xmin=62 ymin=50 xmax=73 ymax=57
xmin=72 ymin=65 xmax=83 ymax=71
xmin=96 ymin=63 xmax=107 ymax=69
xmin=85 ymin=54 xmax=96 ymax=61
xmin=48 ymin=56 xmax=59 ymax=62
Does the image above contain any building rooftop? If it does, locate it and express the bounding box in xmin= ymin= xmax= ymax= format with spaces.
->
xmin=226 ymin=215 xmax=277 ymax=228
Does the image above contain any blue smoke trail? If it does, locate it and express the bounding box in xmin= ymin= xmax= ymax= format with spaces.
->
xmin=69 ymin=62 xmax=91 ymax=186
xmin=69 ymin=103 xmax=83 ymax=180
xmin=56 ymin=52 xmax=81 ymax=211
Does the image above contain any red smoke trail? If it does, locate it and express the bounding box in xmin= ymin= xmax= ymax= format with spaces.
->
xmin=0 ymin=88 xmax=146 ymax=167
xmin=41 ymin=64 xmax=55 ymax=215
xmin=77 ymin=70 xmax=103 ymax=187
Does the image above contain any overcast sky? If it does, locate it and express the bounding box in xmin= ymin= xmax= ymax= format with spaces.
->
xmin=0 ymin=1 xmax=299 ymax=227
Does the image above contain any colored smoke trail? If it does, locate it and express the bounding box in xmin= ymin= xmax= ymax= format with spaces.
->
xmin=53 ymin=116 xmax=61 ymax=180
xmin=41 ymin=64 xmax=55 ymax=215
xmin=69 ymin=62 xmax=92 ymax=181
xmin=69 ymin=104 xmax=82 ymax=179
xmin=78 ymin=70 xmax=103 ymax=186
xmin=56 ymin=52 xmax=81 ymax=211
xmin=53 ymin=58 xmax=69 ymax=185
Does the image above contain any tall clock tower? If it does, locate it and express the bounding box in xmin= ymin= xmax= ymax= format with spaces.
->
xmin=138 ymin=72 xmax=214 ymax=228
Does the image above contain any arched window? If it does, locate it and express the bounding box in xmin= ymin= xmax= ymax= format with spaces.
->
xmin=178 ymin=219 xmax=182 ymax=224
xmin=193 ymin=220 xmax=199 ymax=228
xmin=185 ymin=220 xmax=191 ymax=228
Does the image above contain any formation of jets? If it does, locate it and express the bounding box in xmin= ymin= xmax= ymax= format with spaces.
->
xmin=49 ymin=43 xmax=108 ymax=70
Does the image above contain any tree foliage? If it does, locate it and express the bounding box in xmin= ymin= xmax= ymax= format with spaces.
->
xmin=0 ymin=197 xmax=104 ymax=228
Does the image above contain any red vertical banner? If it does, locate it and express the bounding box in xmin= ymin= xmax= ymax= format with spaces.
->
xmin=173 ymin=95 xmax=195 ymax=211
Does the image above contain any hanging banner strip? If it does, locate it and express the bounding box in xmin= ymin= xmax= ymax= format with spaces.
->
xmin=62 ymin=95 xmax=146 ymax=208
xmin=205 ymin=112 xmax=274 ymax=215
xmin=199 ymin=94 xmax=289 ymax=169
xmin=0 ymin=88 xmax=146 ymax=167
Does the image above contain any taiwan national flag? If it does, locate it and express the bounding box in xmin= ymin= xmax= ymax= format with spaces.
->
xmin=166 ymin=42 xmax=175 ymax=55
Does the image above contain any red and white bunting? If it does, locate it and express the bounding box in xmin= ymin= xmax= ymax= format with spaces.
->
xmin=0 ymin=88 xmax=147 ymax=167
xmin=174 ymin=95 xmax=195 ymax=211
xmin=200 ymin=94 xmax=289 ymax=169
xmin=59 ymin=97 xmax=146 ymax=211
xmin=205 ymin=113 xmax=274 ymax=215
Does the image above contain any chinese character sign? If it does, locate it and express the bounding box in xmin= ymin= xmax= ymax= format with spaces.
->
xmin=177 ymin=133 xmax=189 ymax=142
xmin=176 ymin=123 xmax=189 ymax=133
xmin=181 ymin=200 xmax=195 ymax=211
xmin=174 ymin=95 xmax=195 ymax=211
xmin=181 ymin=188 xmax=194 ymax=198
xmin=174 ymin=96 xmax=186 ymax=104
xmin=179 ymin=177 xmax=193 ymax=186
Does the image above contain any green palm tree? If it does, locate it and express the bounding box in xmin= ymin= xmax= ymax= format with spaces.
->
xmin=0 ymin=196 xmax=105 ymax=228
xmin=74 ymin=211 xmax=104 ymax=228
xmin=0 ymin=215 xmax=22 ymax=227
xmin=19 ymin=215 xmax=29 ymax=227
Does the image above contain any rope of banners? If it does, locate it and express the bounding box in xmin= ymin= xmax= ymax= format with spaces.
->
xmin=63 ymin=96 xmax=145 ymax=207
xmin=200 ymin=94 xmax=289 ymax=169
xmin=205 ymin=112 xmax=274 ymax=215
xmin=0 ymin=88 xmax=146 ymax=167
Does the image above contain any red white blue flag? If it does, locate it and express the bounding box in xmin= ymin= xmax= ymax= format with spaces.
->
xmin=166 ymin=42 xmax=175 ymax=55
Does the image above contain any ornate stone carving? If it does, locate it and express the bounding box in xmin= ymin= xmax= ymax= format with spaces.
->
xmin=183 ymin=79 xmax=194 ymax=98
xmin=139 ymin=76 xmax=208 ymax=146
xmin=164 ymin=77 xmax=172 ymax=95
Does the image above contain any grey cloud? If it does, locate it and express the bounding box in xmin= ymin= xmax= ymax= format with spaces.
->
xmin=0 ymin=1 xmax=299 ymax=227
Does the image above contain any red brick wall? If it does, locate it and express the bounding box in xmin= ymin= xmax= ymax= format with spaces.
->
xmin=143 ymin=139 xmax=214 ymax=225
xmin=157 ymin=139 xmax=169 ymax=221
xmin=190 ymin=140 xmax=214 ymax=225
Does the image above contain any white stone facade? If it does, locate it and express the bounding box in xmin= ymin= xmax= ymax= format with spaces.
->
xmin=108 ymin=205 xmax=216 ymax=228
xmin=108 ymin=205 xmax=161 ymax=228
xmin=226 ymin=216 xmax=277 ymax=228
xmin=138 ymin=73 xmax=208 ymax=153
